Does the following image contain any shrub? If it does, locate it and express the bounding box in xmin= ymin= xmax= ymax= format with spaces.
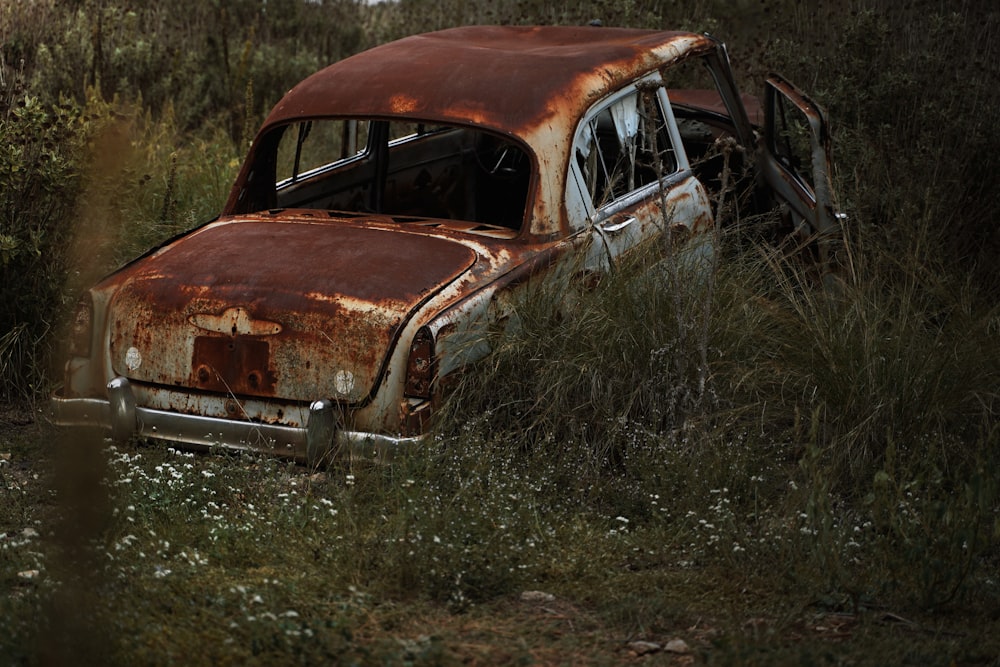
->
xmin=0 ymin=93 xmax=86 ymax=402
xmin=763 ymin=2 xmax=1000 ymax=290
xmin=17 ymin=0 xmax=368 ymax=141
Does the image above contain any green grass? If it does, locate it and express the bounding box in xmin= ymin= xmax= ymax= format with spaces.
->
xmin=2 ymin=409 xmax=997 ymax=664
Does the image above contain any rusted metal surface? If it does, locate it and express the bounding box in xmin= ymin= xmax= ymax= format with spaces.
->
xmin=105 ymin=216 xmax=480 ymax=405
xmin=667 ymin=89 xmax=764 ymax=127
xmin=52 ymin=25 xmax=841 ymax=461
xmin=761 ymin=74 xmax=841 ymax=277
xmin=227 ymin=26 xmax=717 ymax=239
xmin=259 ymin=27 xmax=714 ymax=140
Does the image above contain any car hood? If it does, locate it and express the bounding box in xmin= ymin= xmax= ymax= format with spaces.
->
xmin=106 ymin=217 xmax=477 ymax=404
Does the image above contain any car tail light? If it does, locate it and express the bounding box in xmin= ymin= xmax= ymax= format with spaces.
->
xmin=69 ymin=294 xmax=93 ymax=357
xmin=404 ymin=326 xmax=436 ymax=399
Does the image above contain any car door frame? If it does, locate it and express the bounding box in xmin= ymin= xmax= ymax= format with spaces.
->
xmin=565 ymin=74 xmax=715 ymax=274
xmin=759 ymin=74 xmax=841 ymax=277
xmin=670 ymin=40 xmax=841 ymax=278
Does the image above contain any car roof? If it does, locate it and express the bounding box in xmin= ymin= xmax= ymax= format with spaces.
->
xmin=261 ymin=25 xmax=715 ymax=140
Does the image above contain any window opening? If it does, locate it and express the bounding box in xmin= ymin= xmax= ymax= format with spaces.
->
xmin=252 ymin=119 xmax=532 ymax=234
xmin=575 ymin=89 xmax=677 ymax=210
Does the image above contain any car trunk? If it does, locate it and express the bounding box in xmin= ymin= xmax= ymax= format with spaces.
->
xmin=106 ymin=217 xmax=476 ymax=404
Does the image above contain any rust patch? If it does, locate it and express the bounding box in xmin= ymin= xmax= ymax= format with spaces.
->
xmin=191 ymin=336 xmax=277 ymax=395
xmin=390 ymin=94 xmax=420 ymax=114
xmin=190 ymin=307 xmax=281 ymax=336
xmin=667 ymin=89 xmax=764 ymax=126
xmin=255 ymin=27 xmax=713 ymax=151
xmin=106 ymin=217 xmax=480 ymax=404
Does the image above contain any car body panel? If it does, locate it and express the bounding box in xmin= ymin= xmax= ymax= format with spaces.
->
xmin=51 ymin=25 xmax=841 ymax=462
xmin=105 ymin=216 xmax=478 ymax=404
xmin=227 ymin=26 xmax=719 ymax=240
xmin=761 ymin=74 xmax=841 ymax=275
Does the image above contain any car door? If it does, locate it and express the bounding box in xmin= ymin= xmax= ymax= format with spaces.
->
xmin=661 ymin=43 xmax=841 ymax=280
xmin=760 ymin=74 xmax=842 ymax=278
xmin=568 ymin=79 xmax=715 ymax=274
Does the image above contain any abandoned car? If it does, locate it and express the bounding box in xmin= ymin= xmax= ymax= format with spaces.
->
xmin=51 ymin=25 xmax=839 ymax=461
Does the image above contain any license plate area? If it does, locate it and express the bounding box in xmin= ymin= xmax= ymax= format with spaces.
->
xmin=191 ymin=336 xmax=276 ymax=396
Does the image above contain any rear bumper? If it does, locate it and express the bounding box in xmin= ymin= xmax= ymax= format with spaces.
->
xmin=50 ymin=377 xmax=421 ymax=462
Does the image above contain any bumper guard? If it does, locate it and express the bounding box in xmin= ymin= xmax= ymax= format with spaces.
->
xmin=50 ymin=377 xmax=421 ymax=463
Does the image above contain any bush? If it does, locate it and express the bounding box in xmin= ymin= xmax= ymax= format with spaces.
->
xmin=0 ymin=93 xmax=86 ymax=402
xmin=763 ymin=2 xmax=1000 ymax=290
xmin=16 ymin=0 xmax=368 ymax=141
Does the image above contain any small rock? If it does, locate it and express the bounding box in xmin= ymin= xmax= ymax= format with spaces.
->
xmin=18 ymin=570 xmax=39 ymax=580
xmin=664 ymin=638 xmax=690 ymax=654
xmin=520 ymin=590 xmax=555 ymax=603
xmin=628 ymin=641 xmax=661 ymax=655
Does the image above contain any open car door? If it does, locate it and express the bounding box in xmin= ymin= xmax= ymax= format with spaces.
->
xmin=760 ymin=74 xmax=843 ymax=280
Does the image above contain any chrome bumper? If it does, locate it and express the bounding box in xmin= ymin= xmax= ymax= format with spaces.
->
xmin=50 ymin=377 xmax=422 ymax=463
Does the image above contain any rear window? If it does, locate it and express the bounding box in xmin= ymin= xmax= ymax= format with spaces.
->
xmin=239 ymin=119 xmax=532 ymax=234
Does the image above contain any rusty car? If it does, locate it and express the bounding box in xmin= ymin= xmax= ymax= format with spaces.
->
xmin=51 ymin=25 xmax=839 ymax=462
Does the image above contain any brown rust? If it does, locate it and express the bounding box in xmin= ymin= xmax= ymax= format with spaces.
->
xmin=54 ymin=24 xmax=839 ymax=455
xmin=225 ymin=27 xmax=716 ymax=237
xmin=191 ymin=336 xmax=276 ymax=395
xmin=104 ymin=216 xmax=482 ymax=404
xmin=667 ymin=89 xmax=764 ymax=127
xmin=260 ymin=27 xmax=713 ymax=139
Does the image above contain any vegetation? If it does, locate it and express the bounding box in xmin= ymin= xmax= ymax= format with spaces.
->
xmin=1 ymin=0 xmax=998 ymax=664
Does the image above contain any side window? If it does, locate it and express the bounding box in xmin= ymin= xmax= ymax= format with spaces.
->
xmin=768 ymin=92 xmax=816 ymax=196
xmin=575 ymin=88 xmax=678 ymax=210
xmin=275 ymin=119 xmax=370 ymax=184
xmin=663 ymin=54 xmax=752 ymax=202
xmin=265 ymin=119 xmax=530 ymax=232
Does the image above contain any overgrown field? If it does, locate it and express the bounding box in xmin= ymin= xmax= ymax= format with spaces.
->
xmin=2 ymin=0 xmax=999 ymax=664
